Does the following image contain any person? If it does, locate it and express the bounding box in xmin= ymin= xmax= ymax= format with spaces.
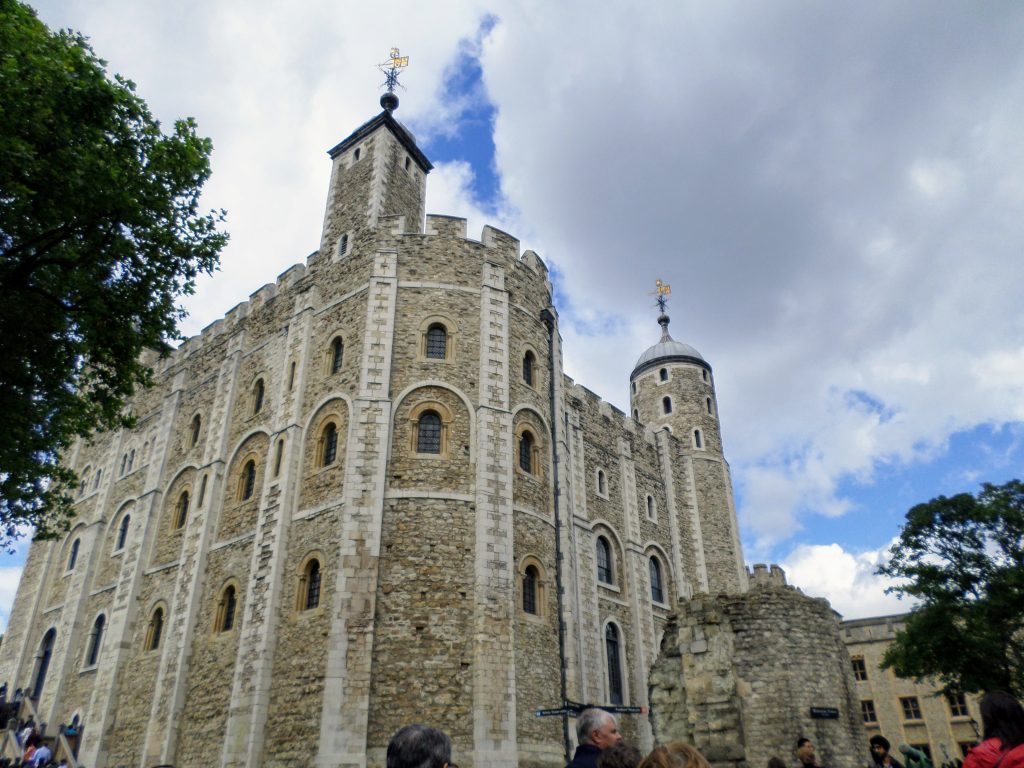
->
xmin=899 ymin=745 xmax=932 ymax=768
xmin=637 ymin=741 xmax=712 ymax=768
xmin=963 ymin=692 xmax=1024 ymax=768
xmin=386 ymin=724 xmax=451 ymax=768
xmin=872 ymin=736 xmax=905 ymax=768
xmin=598 ymin=743 xmax=643 ymax=768
xmin=795 ymin=738 xmax=822 ymax=768
xmin=568 ymin=709 xmax=623 ymax=768
xmin=29 ymin=741 xmax=51 ymax=767
xmin=769 ymin=758 xmax=788 ymax=768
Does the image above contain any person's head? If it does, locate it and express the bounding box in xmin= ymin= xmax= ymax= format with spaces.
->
xmin=870 ymin=735 xmax=892 ymax=760
xmin=577 ymin=709 xmax=623 ymax=749
xmin=768 ymin=757 xmax=787 ymax=768
xmin=597 ymin=743 xmax=644 ymax=768
xmin=386 ymin=724 xmax=451 ymax=768
xmin=638 ymin=743 xmax=711 ymax=768
xmin=980 ymin=691 xmax=1024 ymax=749
xmin=796 ymin=738 xmax=815 ymax=765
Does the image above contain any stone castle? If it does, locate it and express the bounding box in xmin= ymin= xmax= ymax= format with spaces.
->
xmin=0 ymin=94 xmax=866 ymax=768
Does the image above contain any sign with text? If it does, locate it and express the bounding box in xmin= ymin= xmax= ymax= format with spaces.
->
xmin=810 ymin=707 xmax=840 ymax=719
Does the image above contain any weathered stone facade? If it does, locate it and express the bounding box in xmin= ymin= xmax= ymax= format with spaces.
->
xmin=0 ymin=101 xmax=860 ymax=768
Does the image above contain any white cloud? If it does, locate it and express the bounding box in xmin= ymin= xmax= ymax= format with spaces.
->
xmin=0 ymin=567 xmax=25 ymax=635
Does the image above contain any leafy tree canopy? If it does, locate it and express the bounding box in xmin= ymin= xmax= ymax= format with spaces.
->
xmin=0 ymin=0 xmax=227 ymax=547
xmin=878 ymin=480 xmax=1024 ymax=697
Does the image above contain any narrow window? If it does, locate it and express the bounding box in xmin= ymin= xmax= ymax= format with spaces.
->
xmin=706 ymin=397 xmax=713 ymax=415
xmin=322 ymin=423 xmax=339 ymax=466
xmin=218 ymin=585 xmax=237 ymax=632
xmin=241 ymin=461 xmax=256 ymax=501
xmin=120 ymin=454 xmax=128 ymax=476
xmin=646 ymin=495 xmax=655 ymax=520
xmin=523 ymin=565 xmax=539 ymax=615
xmin=354 ymin=148 xmax=361 ymax=161
xmin=417 ymin=411 xmax=442 ymax=454
xmin=523 ymin=351 xmax=535 ymax=386
xmin=93 ymin=468 xmax=102 ymax=489
xmin=253 ymin=379 xmax=265 ymax=415
xmin=67 ymin=538 xmax=80 ymax=571
xmin=851 ymin=657 xmax=867 ymax=681
xmin=86 ymin=614 xmax=105 ymax=666
xmin=338 ymin=234 xmax=349 ymax=257
xmin=288 ymin=361 xmax=296 ymax=390
xmin=596 ymin=537 xmax=613 ymax=585
xmin=702 ymin=369 xmax=709 ymax=382
xmin=191 ymin=414 xmax=202 ymax=446
xmin=146 ymin=607 xmax=164 ymax=651
xmin=330 ymin=337 xmax=344 ymax=374
xmin=198 ymin=475 xmax=207 ymax=506
xmin=405 ymin=156 xmax=411 ymax=170
xmin=901 ymin=696 xmax=922 ymax=721
xmin=597 ymin=469 xmax=607 ymax=496
xmin=305 ymin=560 xmax=322 ymax=610
xmin=633 ymin=409 xmax=639 ymax=421
xmin=519 ymin=431 xmax=535 ymax=473
xmin=175 ymin=492 xmax=189 ymax=530
xmin=274 ymin=440 xmax=284 ymax=477
xmin=631 ymin=382 xmax=637 ymax=393
xmin=694 ymin=429 xmax=703 ymax=449
xmin=116 ymin=514 xmax=130 ymax=551
xmin=128 ymin=449 xmax=135 ymax=472
xmin=659 ymin=368 xmax=668 ymax=382
xmin=662 ymin=396 xmax=672 ymax=415
xmin=425 ymin=324 xmax=448 ymax=359
xmin=605 ymin=624 xmax=623 ymax=705
xmin=861 ymin=700 xmax=877 ymax=723
xmin=650 ymin=557 xmax=665 ymax=603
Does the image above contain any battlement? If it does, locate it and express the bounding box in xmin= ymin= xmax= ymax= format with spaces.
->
xmin=745 ymin=563 xmax=788 ymax=588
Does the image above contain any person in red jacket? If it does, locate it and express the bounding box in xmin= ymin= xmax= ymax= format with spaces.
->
xmin=964 ymin=692 xmax=1024 ymax=768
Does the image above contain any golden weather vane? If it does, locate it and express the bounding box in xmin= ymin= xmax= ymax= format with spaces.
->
xmin=651 ymin=279 xmax=671 ymax=313
xmin=379 ymin=48 xmax=409 ymax=93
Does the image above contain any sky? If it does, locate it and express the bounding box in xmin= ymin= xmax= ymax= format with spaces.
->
xmin=4 ymin=0 xmax=1024 ymax=629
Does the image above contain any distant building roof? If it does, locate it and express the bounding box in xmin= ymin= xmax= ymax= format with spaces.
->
xmin=327 ymin=110 xmax=433 ymax=173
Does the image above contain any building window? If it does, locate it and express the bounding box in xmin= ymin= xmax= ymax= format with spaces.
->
xmin=631 ymin=382 xmax=637 ymax=394
xmin=693 ymin=429 xmax=703 ymax=449
xmin=523 ymin=351 xmax=535 ymax=386
xmin=240 ymin=460 xmax=257 ymax=501
xmin=633 ymin=409 xmax=639 ymax=421
xmin=217 ymin=585 xmax=237 ymax=632
xmin=120 ymin=453 xmax=128 ymax=476
xmin=523 ymin=565 xmax=539 ymax=615
xmin=901 ymin=696 xmax=923 ymax=721
xmin=662 ymin=396 xmax=672 ymax=415
xmin=253 ymin=379 xmax=265 ymax=415
xmin=146 ymin=607 xmax=164 ymax=651
xmin=417 ymin=412 xmax=442 ymax=454
xmin=330 ymin=337 xmax=344 ymax=374
xmin=947 ymin=692 xmax=969 ymax=718
xmin=702 ymin=369 xmax=709 ymax=382
xmin=93 ymin=468 xmax=102 ymax=489
xmin=67 ymin=538 xmax=80 ymax=571
xmin=191 ymin=414 xmax=202 ymax=446
xmin=85 ymin=614 xmax=105 ymax=667
xmin=174 ymin=491 xmax=189 ymax=530
xmin=198 ymin=475 xmax=207 ymax=506
xmin=605 ymin=623 xmax=623 ymax=705
xmin=650 ymin=557 xmax=665 ymax=603
xmin=274 ymin=439 xmax=284 ymax=477
xmin=597 ymin=469 xmax=607 ymax=496
xmin=338 ymin=233 xmax=349 ymax=257
xmin=288 ymin=361 xmax=296 ymax=390
xmin=646 ymin=495 xmax=656 ymax=519
xmin=851 ymin=657 xmax=867 ymax=681
xmin=303 ymin=559 xmax=322 ymax=610
xmin=425 ymin=324 xmax=448 ymax=359
xmin=659 ymin=368 xmax=668 ymax=382
xmin=596 ymin=536 xmax=613 ymax=585
xmin=861 ymin=700 xmax=878 ymax=723
xmin=519 ymin=430 xmax=536 ymax=473
xmin=116 ymin=514 xmax=130 ymax=551
xmin=706 ymin=397 xmax=713 ymax=415
xmin=321 ymin=423 xmax=339 ymax=466
xmin=354 ymin=148 xmax=361 ymax=161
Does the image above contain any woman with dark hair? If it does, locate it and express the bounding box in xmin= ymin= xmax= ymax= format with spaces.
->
xmin=964 ymin=691 xmax=1024 ymax=768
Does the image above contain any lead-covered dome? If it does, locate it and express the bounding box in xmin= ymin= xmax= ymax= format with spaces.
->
xmin=631 ymin=314 xmax=707 ymax=379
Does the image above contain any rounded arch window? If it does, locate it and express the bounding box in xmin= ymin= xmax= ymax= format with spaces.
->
xmin=597 ymin=469 xmax=608 ymax=496
xmin=116 ymin=513 xmax=131 ymax=551
xmin=523 ymin=350 xmax=536 ymax=386
xmin=191 ymin=414 xmax=202 ymax=447
xmin=706 ymin=397 xmax=714 ymax=416
xmin=519 ymin=430 xmax=536 ymax=474
xmin=175 ymin=491 xmax=190 ymax=530
xmin=240 ymin=460 xmax=257 ymax=501
xmin=702 ymin=369 xmax=709 ymax=383
xmin=216 ymin=584 xmax=238 ymax=633
xmin=523 ymin=565 xmax=539 ymax=615
xmin=646 ymin=495 xmax=655 ymax=520
xmin=329 ymin=337 xmax=344 ymax=374
xmin=321 ymin=423 xmax=339 ymax=466
xmin=425 ymin=323 xmax=448 ymax=359
xmin=662 ymin=396 xmax=672 ymax=415
xmin=693 ymin=429 xmax=703 ymax=449
xmin=650 ymin=556 xmax=665 ymax=603
xmin=32 ymin=629 xmax=56 ymax=698
xmin=659 ymin=368 xmax=668 ymax=382
xmin=67 ymin=538 xmax=80 ymax=571
xmin=145 ymin=606 xmax=164 ymax=651
xmin=416 ymin=411 xmax=442 ymax=454
xmin=85 ymin=614 xmax=105 ymax=667
xmin=302 ymin=558 xmax=322 ymax=611
xmin=605 ymin=623 xmax=624 ymax=705
xmin=596 ymin=536 xmax=613 ymax=585
xmin=252 ymin=379 xmax=265 ymax=415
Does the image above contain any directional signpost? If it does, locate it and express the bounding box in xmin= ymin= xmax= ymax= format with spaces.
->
xmin=536 ymin=701 xmax=648 ymax=717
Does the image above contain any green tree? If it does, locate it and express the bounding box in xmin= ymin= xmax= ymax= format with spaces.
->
xmin=878 ymin=480 xmax=1024 ymax=697
xmin=0 ymin=0 xmax=227 ymax=546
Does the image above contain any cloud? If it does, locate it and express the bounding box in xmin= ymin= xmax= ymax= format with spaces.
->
xmin=0 ymin=567 xmax=24 ymax=634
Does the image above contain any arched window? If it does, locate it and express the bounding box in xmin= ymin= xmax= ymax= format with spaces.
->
xmin=321 ymin=423 xmax=338 ymax=466
xmin=646 ymin=495 xmax=655 ymax=520
xmin=597 ymin=469 xmax=607 ymax=496
xmin=67 ymin=538 xmax=80 ymax=571
xmin=702 ymin=369 xmax=709 ymax=382
xmin=596 ymin=537 xmax=613 ymax=585
xmin=659 ymin=368 xmax=668 ymax=382
xmin=198 ymin=475 xmax=208 ymax=506
xmin=650 ymin=557 xmax=665 ymax=603
xmin=523 ymin=565 xmax=539 ymax=615
xmin=353 ymin=148 xmax=361 ymax=162
xmin=191 ymin=414 xmax=202 ymax=446
xmin=274 ymin=439 xmax=284 ymax=477
xmin=662 ymin=396 xmax=672 ymax=415
xmin=416 ymin=411 xmax=442 ymax=454
xmin=175 ymin=492 xmax=190 ymax=530
xmin=217 ymin=585 xmax=237 ymax=632
xmin=519 ymin=430 xmax=535 ymax=473
xmin=694 ymin=429 xmax=703 ymax=449
xmin=523 ymin=351 xmax=535 ymax=386
xmin=706 ymin=397 xmax=713 ymax=415
xmin=605 ymin=623 xmax=624 ymax=705
xmin=32 ymin=629 xmax=56 ymax=699
xmin=425 ymin=324 xmax=447 ymax=359
xmin=127 ymin=449 xmax=135 ymax=472
xmin=303 ymin=559 xmax=322 ymax=610
xmin=146 ymin=607 xmax=164 ymax=651
xmin=116 ymin=514 xmax=131 ymax=551
xmin=241 ymin=461 xmax=257 ymax=501
xmin=93 ymin=468 xmax=102 ymax=489
xmin=86 ymin=614 xmax=105 ymax=667
xmin=631 ymin=382 xmax=637 ymax=394
xmin=120 ymin=453 xmax=128 ymax=476
xmin=338 ymin=233 xmax=349 ymax=257
xmin=330 ymin=337 xmax=344 ymax=374
xmin=288 ymin=361 xmax=296 ymax=390
xmin=252 ymin=379 xmax=265 ymax=415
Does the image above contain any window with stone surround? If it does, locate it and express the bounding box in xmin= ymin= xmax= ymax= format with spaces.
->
xmin=597 ymin=536 xmax=614 ymax=585
xmin=662 ymin=396 xmax=672 ymax=415
xmin=85 ymin=614 xmax=105 ymax=668
xmin=516 ymin=426 xmax=541 ymax=475
xmin=191 ymin=414 xmax=202 ymax=447
xmin=298 ymin=556 xmax=322 ymax=611
xmin=216 ymin=583 xmax=238 ymax=633
xmin=523 ymin=350 xmax=536 ymax=387
xmin=239 ymin=460 xmax=257 ymax=501
xmin=596 ymin=469 xmax=608 ymax=497
xmin=337 ymin=233 xmax=349 ymax=258
xmin=633 ymin=409 xmax=639 ymax=421
xmin=947 ymin=692 xmax=969 ymax=718
xmin=252 ymin=378 xmax=265 ymax=415
xmin=523 ymin=565 xmax=538 ymax=614
xmin=418 ymin=316 xmax=457 ymax=362
xmin=426 ymin=324 xmax=448 ymax=359
xmin=145 ymin=605 xmax=165 ymax=651
xmin=659 ymin=368 xmax=668 ymax=382
xmin=67 ymin=538 xmax=80 ymax=572
xmin=901 ymin=696 xmax=923 ymax=721
xmin=649 ymin=556 xmax=665 ymax=603
xmin=605 ymin=622 xmax=624 ymax=705
xmin=706 ymin=397 xmax=714 ymax=416
xmin=328 ymin=336 xmax=344 ymax=375
xmin=851 ymin=656 xmax=867 ymax=681
xmin=409 ymin=401 xmax=452 ymax=458
xmin=417 ymin=412 xmax=441 ymax=454
xmin=861 ymin=700 xmax=878 ymax=723
xmin=115 ymin=513 xmax=130 ymax=552
xmin=646 ymin=495 xmax=656 ymax=521
xmin=175 ymin=491 xmax=190 ymax=530
xmin=519 ymin=556 xmax=546 ymax=618
xmin=320 ymin=423 xmax=339 ymax=466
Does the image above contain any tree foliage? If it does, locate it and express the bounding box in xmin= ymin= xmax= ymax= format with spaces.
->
xmin=0 ymin=0 xmax=227 ymax=546
xmin=878 ymin=480 xmax=1024 ymax=697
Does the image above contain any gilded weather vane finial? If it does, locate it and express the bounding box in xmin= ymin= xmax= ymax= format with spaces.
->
xmin=378 ymin=48 xmax=409 ymax=112
xmin=651 ymin=279 xmax=671 ymax=314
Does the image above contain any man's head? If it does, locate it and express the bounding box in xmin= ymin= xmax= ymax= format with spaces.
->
xmin=870 ymin=735 xmax=892 ymax=760
xmin=796 ymin=738 xmax=815 ymax=766
xmin=386 ymin=724 xmax=451 ymax=768
xmin=577 ymin=709 xmax=623 ymax=750
xmin=596 ymin=743 xmax=643 ymax=768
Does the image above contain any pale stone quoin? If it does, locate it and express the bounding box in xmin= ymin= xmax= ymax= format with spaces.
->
xmin=1 ymin=103 xmax=871 ymax=767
